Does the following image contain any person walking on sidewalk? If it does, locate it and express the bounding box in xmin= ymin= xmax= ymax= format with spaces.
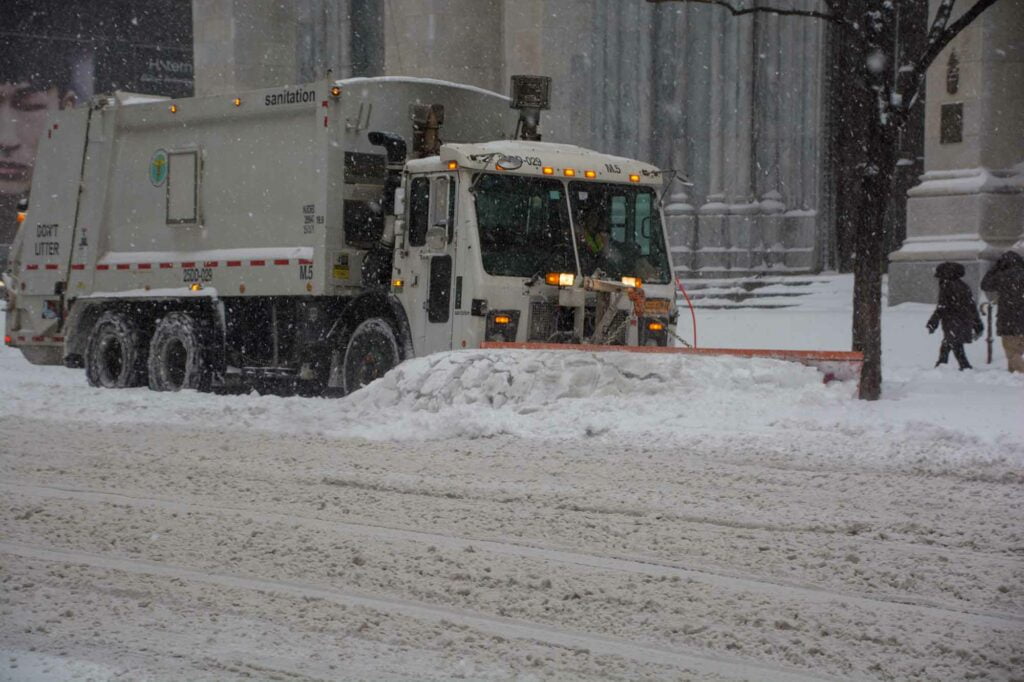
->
xmin=980 ymin=250 xmax=1024 ymax=373
xmin=927 ymin=262 xmax=983 ymax=370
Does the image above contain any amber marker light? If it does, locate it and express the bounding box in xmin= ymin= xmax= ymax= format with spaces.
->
xmin=447 ymin=160 xmax=458 ymax=170
xmin=621 ymin=276 xmax=642 ymax=288
xmin=189 ymin=283 xmax=202 ymax=291
xmin=647 ymin=321 xmax=665 ymax=332
xmin=493 ymin=314 xmax=512 ymax=325
xmin=629 ymin=173 xmax=641 ymax=183
xmin=584 ymin=170 xmax=597 ymax=179
xmin=232 ymin=97 xmax=242 ymax=107
xmin=542 ymin=166 xmax=555 ymax=175
xmin=330 ymin=85 xmax=342 ymax=97
xmin=169 ymin=104 xmax=179 ymax=113
xmin=392 ymin=278 xmax=404 ymax=291
xmin=563 ymin=168 xmax=576 ymax=177
xmin=545 ymin=272 xmax=576 ymax=287
xmin=16 ymin=212 xmax=25 ymax=223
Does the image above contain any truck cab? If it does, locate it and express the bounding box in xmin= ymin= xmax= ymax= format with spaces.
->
xmin=391 ymin=140 xmax=678 ymax=359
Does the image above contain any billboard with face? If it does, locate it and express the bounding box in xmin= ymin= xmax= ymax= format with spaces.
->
xmin=0 ymin=0 xmax=193 ymax=263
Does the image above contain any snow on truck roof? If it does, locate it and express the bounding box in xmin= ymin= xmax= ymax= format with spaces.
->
xmin=334 ymin=76 xmax=509 ymax=102
xmin=439 ymin=140 xmax=664 ymax=185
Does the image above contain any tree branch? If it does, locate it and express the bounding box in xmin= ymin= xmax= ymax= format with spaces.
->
xmin=902 ymin=0 xmax=1002 ymax=114
xmin=645 ymin=0 xmax=851 ymax=26
xmin=922 ymin=0 xmax=1001 ymax=72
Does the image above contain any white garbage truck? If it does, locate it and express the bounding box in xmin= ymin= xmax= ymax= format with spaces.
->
xmin=3 ymin=75 xmax=680 ymax=395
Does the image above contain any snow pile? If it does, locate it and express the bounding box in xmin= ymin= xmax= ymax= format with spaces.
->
xmin=356 ymin=349 xmax=832 ymax=411
xmin=342 ymin=348 xmax=850 ymax=440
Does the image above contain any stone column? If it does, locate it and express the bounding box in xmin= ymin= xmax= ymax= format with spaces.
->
xmin=383 ymin=0 xmax=504 ymax=93
xmin=192 ymin=0 xmax=302 ymax=94
xmin=889 ymin=0 xmax=1024 ymax=304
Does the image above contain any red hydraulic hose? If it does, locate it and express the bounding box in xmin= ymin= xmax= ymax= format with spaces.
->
xmin=675 ymin=276 xmax=698 ymax=348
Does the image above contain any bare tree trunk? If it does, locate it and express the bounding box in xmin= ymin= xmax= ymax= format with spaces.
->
xmin=853 ymin=106 xmax=898 ymax=400
xmin=852 ymin=174 xmax=886 ymax=400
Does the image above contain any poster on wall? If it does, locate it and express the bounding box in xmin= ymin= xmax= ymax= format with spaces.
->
xmin=0 ymin=0 xmax=193 ymax=263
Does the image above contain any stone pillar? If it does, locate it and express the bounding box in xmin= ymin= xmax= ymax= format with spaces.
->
xmin=383 ymin=0 xmax=504 ymax=93
xmin=192 ymin=0 xmax=303 ymax=94
xmin=889 ymin=0 xmax=1024 ymax=304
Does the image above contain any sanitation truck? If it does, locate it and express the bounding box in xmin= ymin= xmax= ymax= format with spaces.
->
xmin=3 ymin=75 xmax=682 ymax=395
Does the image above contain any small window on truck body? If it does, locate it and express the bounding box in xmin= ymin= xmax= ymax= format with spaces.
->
xmin=408 ymin=177 xmax=430 ymax=246
xmin=167 ymin=151 xmax=199 ymax=224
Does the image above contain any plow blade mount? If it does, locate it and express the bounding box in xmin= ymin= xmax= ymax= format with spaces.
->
xmin=480 ymin=342 xmax=864 ymax=384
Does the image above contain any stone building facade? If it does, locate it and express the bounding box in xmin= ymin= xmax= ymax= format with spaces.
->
xmin=888 ymin=0 xmax=1024 ymax=304
xmin=192 ymin=0 xmax=839 ymax=279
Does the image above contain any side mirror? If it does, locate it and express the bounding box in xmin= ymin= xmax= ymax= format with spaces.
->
xmin=393 ymin=186 xmax=406 ymax=216
xmin=426 ymin=225 xmax=447 ymax=252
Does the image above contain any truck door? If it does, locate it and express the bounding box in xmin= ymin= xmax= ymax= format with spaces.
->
xmin=406 ymin=173 xmax=457 ymax=356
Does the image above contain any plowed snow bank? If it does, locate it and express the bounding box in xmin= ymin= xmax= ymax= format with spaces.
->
xmin=343 ymin=349 xmax=850 ymax=440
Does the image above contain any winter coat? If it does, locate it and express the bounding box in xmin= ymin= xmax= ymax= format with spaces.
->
xmin=927 ymin=264 xmax=982 ymax=344
xmin=980 ymin=251 xmax=1024 ymax=336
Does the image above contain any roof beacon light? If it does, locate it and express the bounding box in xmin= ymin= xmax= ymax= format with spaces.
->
xmin=495 ymin=155 xmax=522 ymax=171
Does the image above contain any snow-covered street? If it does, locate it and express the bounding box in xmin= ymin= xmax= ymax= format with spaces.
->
xmin=2 ymin=276 xmax=1022 ymax=680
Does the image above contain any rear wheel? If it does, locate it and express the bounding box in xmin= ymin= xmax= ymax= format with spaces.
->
xmin=85 ymin=311 xmax=145 ymax=388
xmin=147 ymin=312 xmax=213 ymax=392
xmin=341 ymin=317 xmax=400 ymax=394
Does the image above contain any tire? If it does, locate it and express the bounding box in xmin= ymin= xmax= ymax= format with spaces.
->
xmin=341 ymin=317 xmax=400 ymax=394
xmin=85 ymin=311 xmax=146 ymax=388
xmin=147 ymin=312 xmax=213 ymax=392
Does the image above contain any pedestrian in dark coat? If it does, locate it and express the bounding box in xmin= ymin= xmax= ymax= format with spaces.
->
xmin=980 ymin=250 xmax=1024 ymax=373
xmin=927 ymin=261 xmax=983 ymax=370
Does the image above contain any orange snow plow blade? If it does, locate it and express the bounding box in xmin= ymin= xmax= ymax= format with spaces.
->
xmin=480 ymin=342 xmax=864 ymax=384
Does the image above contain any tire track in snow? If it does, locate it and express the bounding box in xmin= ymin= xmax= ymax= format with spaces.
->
xmin=0 ymin=540 xmax=835 ymax=682
xmin=4 ymin=480 xmax=1021 ymax=628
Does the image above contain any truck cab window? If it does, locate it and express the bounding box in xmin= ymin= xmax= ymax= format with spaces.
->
xmin=473 ymin=174 xmax=574 ymax=277
xmin=408 ymin=177 xmax=430 ymax=246
xmin=570 ymin=182 xmax=671 ymax=283
xmin=431 ymin=176 xmax=456 ymax=242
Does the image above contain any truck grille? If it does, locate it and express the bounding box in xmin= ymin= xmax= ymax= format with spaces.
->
xmin=528 ymin=301 xmax=556 ymax=342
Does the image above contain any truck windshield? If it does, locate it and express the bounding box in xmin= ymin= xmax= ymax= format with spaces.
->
xmin=569 ymin=182 xmax=672 ymax=284
xmin=473 ymin=174 xmax=575 ymax=277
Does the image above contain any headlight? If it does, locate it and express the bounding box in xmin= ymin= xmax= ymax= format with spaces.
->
xmin=545 ymin=272 xmax=575 ymax=287
xmin=621 ymin=276 xmax=642 ymax=288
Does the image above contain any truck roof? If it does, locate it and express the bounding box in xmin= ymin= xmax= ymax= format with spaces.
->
xmin=439 ymin=140 xmax=663 ymax=186
xmin=335 ymin=76 xmax=508 ymax=103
